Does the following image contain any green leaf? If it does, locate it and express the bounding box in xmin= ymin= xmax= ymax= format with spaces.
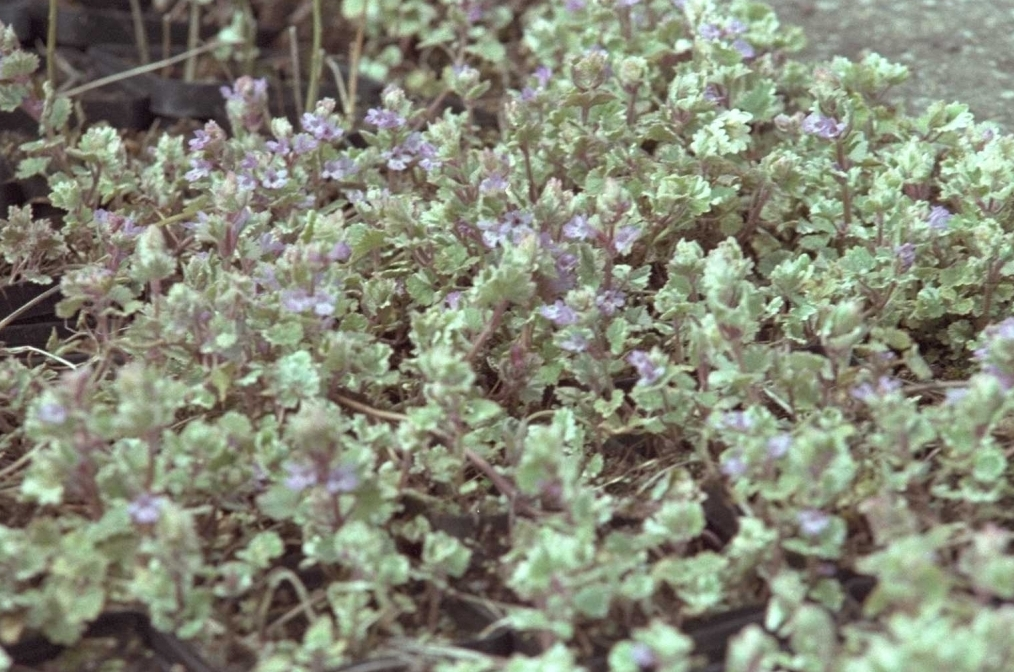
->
xmin=15 ymin=156 xmax=49 ymax=180
xmin=264 ymin=320 xmax=304 ymax=347
xmin=346 ymin=223 xmax=388 ymax=257
xmin=736 ymin=80 xmax=780 ymax=122
xmin=405 ymin=270 xmax=436 ymax=305
xmin=690 ymin=109 xmax=754 ymax=156
xmin=256 ymin=484 xmax=301 ymax=521
xmin=239 ymin=531 xmax=285 ymax=568
xmin=466 ymin=40 xmax=505 ymax=64
xmin=422 ymin=531 xmax=471 ymax=578
xmin=573 ymin=584 xmax=610 ymax=618
xmin=460 ymin=398 xmax=503 ymax=426
xmin=272 ymin=350 xmax=322 ymax=408
xmin=606 ymin=318 xmax=628 ymax=355
xmin=130 ymin=225 xmax=175 ymax=284
xmin=0 ymin=49 xmax=38 ymax=79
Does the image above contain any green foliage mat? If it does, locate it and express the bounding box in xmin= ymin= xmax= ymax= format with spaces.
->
xmin=3 ymin=1 xmax=1014 ymax=671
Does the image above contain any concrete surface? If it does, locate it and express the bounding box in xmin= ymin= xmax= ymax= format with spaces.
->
xmin=762 ymin=0 xmax=1014 ymax=132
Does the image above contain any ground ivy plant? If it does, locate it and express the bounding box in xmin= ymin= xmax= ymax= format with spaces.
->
xmin=2 ymin=0 xmax=1014 ymax=670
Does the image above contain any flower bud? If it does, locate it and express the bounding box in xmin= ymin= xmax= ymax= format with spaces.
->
xmin=381 ymin=85 xmax=407 ymax=109
xmin=571 ymin=48 xmax=610 ymax=91
xmin=617 ymin=56 xmax=647 ymax=90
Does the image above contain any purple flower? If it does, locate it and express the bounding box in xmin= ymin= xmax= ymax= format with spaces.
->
xmin=850 ymin=375 xmax=902 ymax=402
xmin=974 ymin=319 xmax=1014 ymax=390
xmin=802 ymin=113 xmax=847 ymax=140
xmin=237 ymin=172 xmax=257 ymax=191
xmin=261 ymin=166 xmax=289 ymax=189
xmin=502 ymin=209 xmax=533 ymax=228
xmin=403 ymin=133 xmax=440 ymax=171
xmin=565 ymin=0 xmax=586 ymax=10
xmin=851 ymin=381 xmax=876 ymax=401
xmin=128 ymin=493 xmax=167 ymax=525
xmin=266 ymin=136 xmax=291 ymax=156
xmin=477 ymin=218 xmax=511 ymax=248
xmin=477 ymin=210 xmax=534 ymax=248
xmin=37 ymin=401 xmax=67 ymax=425
xmin=982 ymin=364 xmax=1014 ymax=391
xmin=120 ymin=218 xmax=143 ymax=237
xmin=402 ymin=132 xmax=429 ymax=153
xmin=703 ymin=84 xmax=725 ymax=104
xmin=188 ymin=121 xmax=224 ymax=151
xmin=559 ymin=331 xmax=588 ymax=353
xmin=766 ymin=433 xmax=791 ymax=459
xmin=301 ymin=112 xmax=343 ymax=141
xmin=555 ymin=252 xmax=578 ymax=273
xmin=465 ymin=2 xmax=484 ymax=23
xmin=322 ymin=157 xmax=358 ymax=181
xmin=292 ymin=133 xmax=319 ymax=155
xmin=188 ymin=129 xmax=213 ymax=152
xmin=627 ymin=349 xmax=664 ymax=384
xmin=595 ymin=289 xmax=626 ymax=316
xmin=240 ymin=152 xmax=258 ymax=171
xmin=418 ymin=156 xmax=441 ymax=172
xmin=894 ymin=242 xmax=916 ymax=271
xmin=327 ymin=241 xmax=351 ymax=262
xmin=284 ymin=461 xmax=317 ymax=492
xmin=95 ymin=209 xmax=141 ymax=237
xmin=699 ymin=24 xmax=722 ymax=40
xmin=563 ymin=214 xmax=597 ymax=240
xmin=720 ymin=452 xmax=747 ymax=478
xmin=182 ymin=211 xmax=208 ymax=232
xmin=987 ymin=318 xmax=1014 ymax=342
xmin=313 ymin=293 xmax=336 ymax=317
xmin=797 ymin=509 xmax=830 ymax=537
xmin=944 ymin=387 xmax=969 ymax=405
xmin=258 ymin=235 xmax=285 ymax=258
xmin=545 ymin=266 xmax=576 ymax=296
xmin=280 ymin=288 xmax=315 ymax=313
xmin=383 ymin=149 xmax=413 ymax=171
xmin=629 ymin=643 xmax=658 ymax=670
xmin=325 ymin=464 xmax=359 ymax=494
xmin=365 ymin=108 xmax=406 ymax=130
xmin=727 ymin=19 xmax=748 ymax=35
xmin=301 ymin=112 xmax=326 ymax=136
xmin=927 ymin=205 xmax=952 ymax=231
xmin=732 ymin=39 xmax=756 ymax=59
xmin=220 ymin=76 xmax=267 ymax=103
xmin=613 ymin=225 xmax=641 ymax=254
xmin=451 ymin=66 xmax=480 ymax=89
xmin=540 ymin=299 xmax=579 ymax=326
xmin=534 ymin=66 xmax=552 ymax=88
xmin=721 ymin=411 xmax=754 ymax=432
xmin=480 ymin=172 xmax=509 ymax=193
xmin=185 ymin=157 xmax=212 ymax=182
xmin=445 ymin=291 xmax=463 ymax=310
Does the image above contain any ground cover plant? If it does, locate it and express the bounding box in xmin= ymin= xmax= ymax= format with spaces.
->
xmin=2 ymin=0 xmax=1014 ymax=670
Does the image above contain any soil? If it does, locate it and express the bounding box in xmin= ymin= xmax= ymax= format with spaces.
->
xmin=764 ymin=0 xmax=1014 ymax=132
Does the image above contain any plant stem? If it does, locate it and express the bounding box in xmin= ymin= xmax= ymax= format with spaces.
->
xmin=128 ymin=0 xmax=151 ymax=65
xmin=46 ymin=0 xmax=57 ymax=86
xmin=289 ymin=26 xmax=304 ymax=118
xmin=184 ymin=0 xmax=200 ymax=83
xmin=63 ymin=42 xmax=222 ymax=98
xmin=305 ymin=0 xmax=323 ymax=112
